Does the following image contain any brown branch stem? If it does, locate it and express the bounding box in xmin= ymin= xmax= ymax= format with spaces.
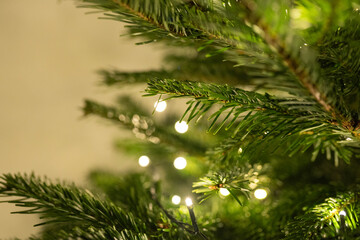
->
xmin=240 ymin=1 xmax=334 ymax=114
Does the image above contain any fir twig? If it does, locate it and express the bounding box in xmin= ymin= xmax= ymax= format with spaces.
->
xmin=0 ymin=173 xmax=148 ymax=238
xmin=239 ymin=0 xmax=334 ymax=114
xmin=82 ymin=99 xmax=207 ymax=156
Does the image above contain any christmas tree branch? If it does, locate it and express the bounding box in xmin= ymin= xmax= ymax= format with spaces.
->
xmin=284 ymin=192 xmax=360 ymax=239
xmin=193 ymin=168 xmax=253 ymax=205
xmin=0 ymin=173 xmax=148 ymax=238
xmin=99 ymin=52 xmax=254 ymax=87
xmin=83 ymin=99 xmax=207 ymax=155
xmin=146 ymin=79 xmax=356 ymax=163
xmin=239 ymin=0 xmax=334 ymax=114
xmin=79 ymin=0 xmax=358 ymax=132
xmin=99 ymin=69 xmax=173 ymax=87
xmin=113 ymin=0 xmax=186 ymax=36
xmin=145 ymin=78 xmax=327 ymax=122
xmin=78 ymin=0 xmax=207 ymax=44
xmin=39 ymin=227 xmax=147 ymax=240
xmin=89 ymin=171 xmax=208 ymax=239
xmin=317 ymin=0 xmax=340 ymax=44
xmin=237 ymin=0 xmax=360 ymax=133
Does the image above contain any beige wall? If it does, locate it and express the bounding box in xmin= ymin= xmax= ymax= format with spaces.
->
xmin=0 ymin=0 xmax=162 ymax=238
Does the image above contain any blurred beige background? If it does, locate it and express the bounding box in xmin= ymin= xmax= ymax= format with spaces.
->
xmin=0 ymin=0 xmax=162 ymax=238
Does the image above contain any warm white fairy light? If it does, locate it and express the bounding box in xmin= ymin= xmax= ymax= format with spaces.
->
xmin=219 ymin=188 xmax=230 ymax=196
xmin=185 ymin=197 xmax=193 ymax=207
xmin=172 ymin=195 xmax=181 ymax=205
xmin=154 ymin=100 xmax=167 ymax=112
xmin=254 ymin=189 xmax=267 ymax=199
xmin=138 ymin=155 xmax=150 ymax=167
xmin=339 ymin=210 xmax=346 ymax=216
xmin=173 ymin=157 xmax=187 ymax=170
xmin=175 ymin=121 xmax=188 ymax=133
xmin=346 ymin=137 xmax=352 ymax=141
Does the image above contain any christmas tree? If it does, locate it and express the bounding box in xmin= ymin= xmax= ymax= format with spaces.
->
xmin=1 ymin=0 xmax=360 ymax=239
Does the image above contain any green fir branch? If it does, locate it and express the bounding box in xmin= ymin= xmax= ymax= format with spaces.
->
xmin=318 ymin=11 xmax=360 ymax=125
xmin=234 ymin=0 xmax=360 ymax=130
xmin=0 ymin=173 xmax=148 ymax=238
xmin=40 ymin=226 xmax=148 ymax=240
xmin=89 ymin=171 xmax=209 ymax=239
xmin=77 ymin=0 xmax=211 ymax=45
xmin=82 ymin=99 xmax=207 ymax=155
xmin=99 ymin=69 xmax=173 ymax=87
xmin=193 ymin=167 xmax=255 ymax=205
xmin=238 ymin=0 xmax=333 ymax=113
xmin=284 ymin=192 xmax=360 ymax=239
xmin=146 ymin=79 xmax=358 ymax=163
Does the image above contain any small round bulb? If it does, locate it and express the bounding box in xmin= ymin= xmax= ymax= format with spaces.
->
xmin=173 ymin=157 xmax=187 ymax=170
xmin=154 ymin=100 xmax=167 ymax=112
xmin=138 ymin=155 xmax=150 ymax=167
xmin=219 ymin=188 xmax=230 ymax=196
xmin=254 ymin=189 xmax=267 ymax=200
xmin=339 ymin=210 xmax=346 ymax=216
xmin=171 ymin=195 xmax=181 ymax=205
xmin=175 ymin=121 xmax=188 ymax=133
xmin=185 ymin=197 xmax=193 ymax=207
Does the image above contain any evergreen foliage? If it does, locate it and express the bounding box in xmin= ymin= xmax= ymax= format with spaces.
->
xmin=1 ymin=0 xmax=360 ymax=239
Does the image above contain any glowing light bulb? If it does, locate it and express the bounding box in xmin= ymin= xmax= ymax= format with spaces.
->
xmin=219 ymin=188 xmax=230 ymax=196
xmin=172 ymin=195 xmax=181 ymax=205
xmin=175 ymin=121 xmax=188 ymax=133
xmin=238 ymin=147 xmax=243 ymax=154
xmin=185 ymin=197 xmax=193 ymax=207
xmin=339 ymin=210 xmax=346 ymax=216
xmin=154 ymin=100 xmax=167 ymax=112
xmin=173 ymin=157 xmax=187 ymax=170
xmin=138 ymin=155 xmax=150 ymax=167
xmin=254 ymin=189 xmax=267 ymax=199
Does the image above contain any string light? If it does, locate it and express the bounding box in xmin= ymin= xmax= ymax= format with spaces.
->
xmin=173 ymin=157 xmax=187 ymax=170
xmin=219 ymin=188 xmax=230 ymax=196
xmin=171 ymin=195 xmax=181 ymax=205
xmin=185 ymin=197 xmax=199 ymax=233
xmin=339 ymin=210 xmax=346 ymax=233
xmin=175 ymin=121 xmax=188 ymax=133
xmin=254 ymin=189 xmax=267 ymax=199
xmin=185 ymin=197 xmax=193 ymax=207
xmin=138 ymin=155 xmax=150 ymax=167
xmin=154 ymin=100 xmax=167 ymax=112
